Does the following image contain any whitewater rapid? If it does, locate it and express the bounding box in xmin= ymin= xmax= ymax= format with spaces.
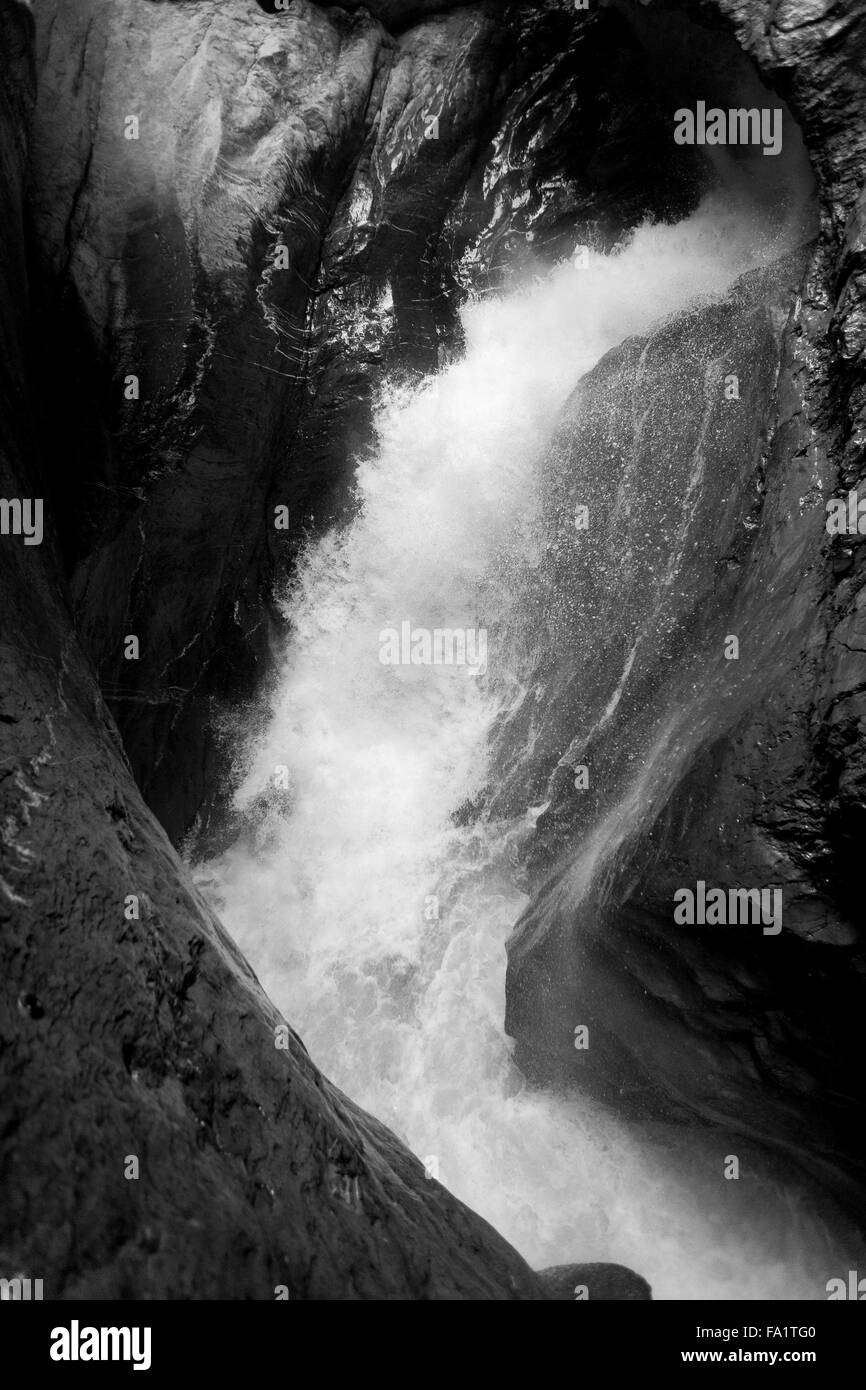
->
xmin=194 ymin=193 xmax=844 ymax=1298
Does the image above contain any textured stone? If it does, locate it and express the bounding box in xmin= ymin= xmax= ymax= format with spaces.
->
xmin=501 ymin=0 xmax=866 ymax=1222
xmin=27 ymin=0 xmax=391 ymax=840
xmin=0 ymin=0 xmax=581 ymax=1301
xmin=537 ymin=1263 xmax=653 ymax=1300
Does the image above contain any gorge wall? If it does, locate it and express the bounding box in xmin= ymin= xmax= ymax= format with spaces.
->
xmin=2 ymin=0 xmax=564 ymax=1299
xmin=1 ymin=0 xmax=864 ymax=1297
xmin=502 ymin=0 xmax=866 ymax=1224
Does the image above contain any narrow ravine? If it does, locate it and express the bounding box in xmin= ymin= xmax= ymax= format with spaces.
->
xmin=195 ymin=187 xmax=844 ymax=1299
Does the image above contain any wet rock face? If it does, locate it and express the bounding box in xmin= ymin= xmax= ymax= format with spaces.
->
xmin=492 ymin=258 xmax=805 ymax=823
xmin=538 ymin=1263 xmax=653 ymax=1300
xmin=28 ymin=0 xmax=391 ymax=842
xmin=287 ymin=0 xmax=474 ymax=27
xmin=1 ymin=3 xmax=561 ymax=1300
xmin=501 ymin=2 xmax=866 ymax=1218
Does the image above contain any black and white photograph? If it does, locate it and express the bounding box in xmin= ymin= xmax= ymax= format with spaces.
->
xmin=1 ymin=0 xmax=865 ymax=1346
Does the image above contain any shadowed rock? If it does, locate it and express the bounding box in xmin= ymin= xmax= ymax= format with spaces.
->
xmin=502 ymin=0 xmax=866 ymax=1223
xmin=538 ymin=1263 xmax=653 ymax=1301
xmin=0 ymin=0 xmax=552 ymax=1301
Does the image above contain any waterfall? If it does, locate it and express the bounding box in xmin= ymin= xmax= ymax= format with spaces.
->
xmin=194 ymin=188 xmax=841 ymax=1298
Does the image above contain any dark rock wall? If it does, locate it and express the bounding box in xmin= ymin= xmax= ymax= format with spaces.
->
xmin=502 ymin=0 xmax=866 ymax=1219
xmin=504 ymin=255 xmax=866 ymax=1211
xmin=0 ymin=0 xmax=559 ymax=1300
xmin=538 ymin=1262 xmax=653 ymax=1300
xmin=28 ymin=0 xmax=393 ymax=841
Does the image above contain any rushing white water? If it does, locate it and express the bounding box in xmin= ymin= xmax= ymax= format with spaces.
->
xmin=195 ymin=192 xmax=846 ymax=1298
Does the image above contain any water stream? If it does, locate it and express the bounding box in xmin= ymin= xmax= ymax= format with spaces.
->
xmin=194 ymin=190 xmax=844 ymax=1298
